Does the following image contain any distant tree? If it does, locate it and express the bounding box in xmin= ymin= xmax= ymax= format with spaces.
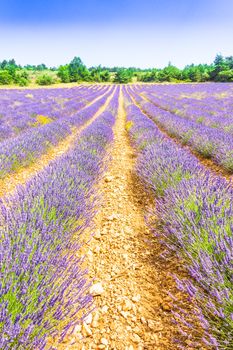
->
xmin=90 ymin=66 xmax=111 ymax=82
xmin=99 ymin=70 xmax=110 ymax=82
xmin=210 ymin=54 xmax=228 ymax=80
xmin=8 ymin=59 xmax=17 ymax=67
xmin=68 ymin=57 xmax=90 ymax=82
xmin=57 ymin=65 xmax=70 ymax=83
xmin=114 ymin=69 xmax=133 ymax=83
xmin=36 ymin=64 xmax=47 ymax=71
xmin=216 ymin=70 xmax=233 ymax=82
xmin=225 ymin=56 xmax=233 ymax=69
xmin=157 ymin=64 xmax=181 ymax=82
xmin=0 ymin=60 xmax=8 ymax=69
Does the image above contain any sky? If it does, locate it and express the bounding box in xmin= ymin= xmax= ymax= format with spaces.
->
xmin=0 ymin=0 xmax=233 ymax=68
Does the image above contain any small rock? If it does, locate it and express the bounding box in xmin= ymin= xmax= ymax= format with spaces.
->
xmin=94 ymin=246 xmax=101 ymax=254
xmin=122 ymin=299 xmax=132 ymax=311
xmin=101 ymin=338 xmax=108 ymax=346
xmin=94 ymin=229 xmax=101 ymax=240
xmin=147 ymin=319 xmax=156 ymax=330
xmin=140 ymin=317 xmax=147 ymax=325
xmin=74 ymin=324 xmax=82 ymax=333
xmin=117 ymin=305 xmax=122 ymax=312
xmin=133 ymin=326 xmax=143 ymax=337
xmin=120 ymin=311 xmax=129 ymax=319
xmin=132 ymin=294 xmax=141 ymax=303
xmin=101 ymin=305 xmax=109 ymax=313
xmin=69 ymin=338 xmax=77 ymax=345
xmin=131 ymin=333 xmax=141 ymax=343
xmin=90 ymin=283 xmax=104 ymax=296
xmin=84 ymin=313 xmax=93 ymax=325
xmin=131 ymin=316 xmax=137 ymax=323
xmin=82 ymin=322 xmax=92 ymax=336
xmin=107 ymin=214 xmax=118 ymax=221
xmin=92 ymin=312 xmax=100 ymax=328
xmin=161 ymin=303 xmax=171 ymax=311
xmin=104 ymin=176 xmax=113 ymax=183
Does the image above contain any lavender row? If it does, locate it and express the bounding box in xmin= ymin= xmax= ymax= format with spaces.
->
xmin=124 ymin=87 xmax=233 ymax=349
xmin=0 ymin=87 xmax=113 ymax=179
xmin=0 ymin=88 xmax=119 ymax=350
xmin=128 ymin=87 xmax=233 ymax=173
xmin=136 ymin=83 xmax=233 ymax=134
xmin=0 ymin=85 xmax=108 ymax=142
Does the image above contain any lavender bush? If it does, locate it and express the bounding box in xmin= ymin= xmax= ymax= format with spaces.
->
xmin=0 ymin=87 xmax=113 ymax=178
xmin=0 ymin=88 xmax=119 ymax=349
xmin=124 ymin=86 xmax=233 ymax=349
xmin=128 ymin=85 xmax=233 ymax=173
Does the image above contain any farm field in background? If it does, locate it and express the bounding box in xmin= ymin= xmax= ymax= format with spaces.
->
xmin=1 ymin=82 xmax=233 ymax=350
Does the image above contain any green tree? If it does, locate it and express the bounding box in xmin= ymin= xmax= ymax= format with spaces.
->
xmin=210 ymin=54 xmax=228 ymax=80
xmin=225 ymin=56 xmax=233 ymax=69
xmin=114 ymin=69 xmax=132 ymax=83
xmin=100 ymin=70 xmax=110 ymax=82
xmin=68 ymin=57 xmax=90 ymax=82
xmin=57 ymin=65 xmax=70 ymax=83
xmin=216 ymin=70 xmax=233 ymax=82
xmin=36 ymin=64 xmax=47 ymax=71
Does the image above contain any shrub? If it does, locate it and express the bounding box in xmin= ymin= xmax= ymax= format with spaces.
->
xmin=0 ymin=70 xmax=12 ymax=84
xmin=36 ymin=74 xmax=55 ymax=85
xmin=18 ymin=77 xmax=29 ymax=86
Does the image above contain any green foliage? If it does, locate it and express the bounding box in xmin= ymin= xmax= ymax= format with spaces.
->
xmin=114 ymin=68 xmax=133 ymax=83
xmin=57 ymin=65 xmax=70 ymax=83
xmin=36 ymin=74 xmax=55 ymax=86
xmin=216 ymin=70 xmax=233 ymax=82
xmin=0 ymin=70 xmax=13 ymax=84
xmin=90 ymin=66 xmax=111 ymax=82
xmin=1 ymin=53 xmax=233 ymax=85
xmin=18 ymin=78 xmax=29 ymax=86
xmin=15 ymin=71 xmax=30 ymax=86
xmin=68 ymin=56 xmax=90 ymax=82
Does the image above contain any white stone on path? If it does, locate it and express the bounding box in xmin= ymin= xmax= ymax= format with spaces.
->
xmin=90 ymin=282 xmax=104 ymax=296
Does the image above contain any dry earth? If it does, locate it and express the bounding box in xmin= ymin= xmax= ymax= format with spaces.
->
xmin=53 ymin=87 xmax=179 ymax=350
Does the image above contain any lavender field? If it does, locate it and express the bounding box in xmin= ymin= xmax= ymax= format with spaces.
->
xmin=1 ymin=83 xmax=233 ymax=349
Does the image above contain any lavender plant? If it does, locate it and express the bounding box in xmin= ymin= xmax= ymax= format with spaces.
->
xmin=128 ymin=85 xmax=233 ymax=173
xmin=124 ymin=87 xmax=233 ymax=349
xmin=0 ymin=88 xmax=119 ymax=349
xmin=0 ymin=87 xmax=113 ymax=179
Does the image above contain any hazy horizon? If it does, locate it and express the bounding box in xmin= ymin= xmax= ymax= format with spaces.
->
xmin=0 ymin=0 xmax=233 ymax=68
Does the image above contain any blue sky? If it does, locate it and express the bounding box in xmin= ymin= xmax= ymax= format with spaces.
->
xmin=0 ymin=0 xmax=233 ymax=68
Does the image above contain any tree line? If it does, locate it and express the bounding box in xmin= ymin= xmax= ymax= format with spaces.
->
xmin=0 ymin=54 xmax=233 ymax=86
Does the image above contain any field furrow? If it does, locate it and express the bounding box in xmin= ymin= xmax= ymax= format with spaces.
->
xmin=53 ymin=86 xmax=180 ymax=350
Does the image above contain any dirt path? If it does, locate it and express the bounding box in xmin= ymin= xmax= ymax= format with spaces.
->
xmin=128 ymin=88 xmax=233 ymax=182
xmin=0 ymin=88 xmax=114 ymax=198
xmin=55 ymin=87 xmax=178 ymax=350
